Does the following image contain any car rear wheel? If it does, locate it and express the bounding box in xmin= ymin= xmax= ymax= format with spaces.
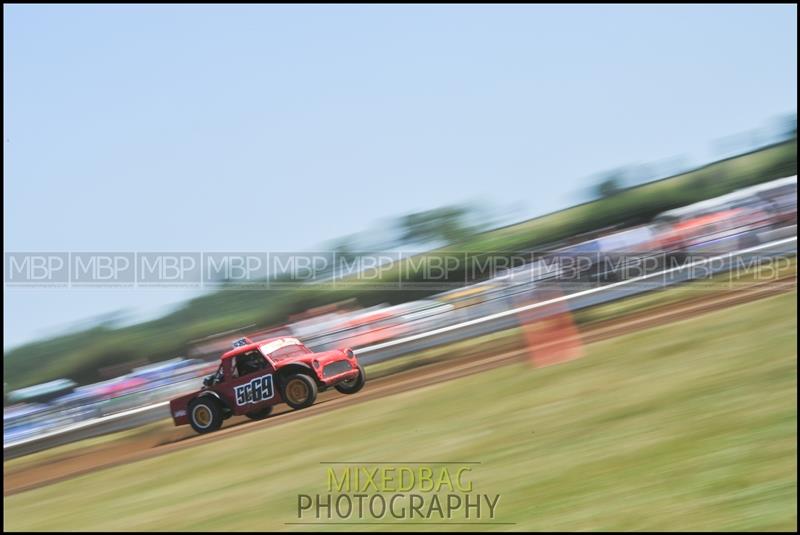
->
xmin=335 ymin=365 xmax=366 ymax=395
xmin=188 ymin=396 xmax=223 ymax=434
xmin=282 ymin=374 xmax=317 ymax=410
xmin=245 ymin=406 xmax=273 ymax=420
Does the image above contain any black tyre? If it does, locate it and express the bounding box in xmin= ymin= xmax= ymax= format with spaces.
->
xmin=335 ymin=365 xmax=366 ymax=395
xmin=245 ymin=405 xmax=274 ymax=420
xmin=188 ymin=396 xmax=224 ymax=434
xmin=281 ymin=373 xmax=318 ymax=410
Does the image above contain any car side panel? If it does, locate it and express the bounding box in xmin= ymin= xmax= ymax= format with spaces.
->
xmin=222 ymin=370 xmax=285 ymax=415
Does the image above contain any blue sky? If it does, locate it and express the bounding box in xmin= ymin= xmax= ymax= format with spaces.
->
xmin=3 ymin=4 xmax=797 ymax=349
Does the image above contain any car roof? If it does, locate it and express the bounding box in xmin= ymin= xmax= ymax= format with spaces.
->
xmin=220 ymin=337 xmax=304 ymax=360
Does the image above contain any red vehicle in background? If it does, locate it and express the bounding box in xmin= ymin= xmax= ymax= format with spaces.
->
xmin=170 ymin=337 xmax=365 ymax=434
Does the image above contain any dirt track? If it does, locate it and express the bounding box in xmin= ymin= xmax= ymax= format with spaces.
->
xmin=4 ymin=276 xmax=796 ymax=496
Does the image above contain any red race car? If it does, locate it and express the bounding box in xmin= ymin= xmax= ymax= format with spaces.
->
xmin=170 ymin=336 xmax=365 ymax=434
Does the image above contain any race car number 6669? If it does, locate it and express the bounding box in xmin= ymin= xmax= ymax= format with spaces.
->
xmin=235 ymin=374 xmax=274 ymax=405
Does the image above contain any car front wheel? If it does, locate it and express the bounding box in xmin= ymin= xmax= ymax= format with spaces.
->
xmin=335 ymin=365 xmax=366 ymax=395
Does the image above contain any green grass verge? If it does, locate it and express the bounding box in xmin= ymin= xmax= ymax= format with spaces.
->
xmin=4 ymin=292 xmax=796 ymax=531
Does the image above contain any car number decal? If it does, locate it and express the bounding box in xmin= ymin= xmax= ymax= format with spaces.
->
xmin=234 ymin=374 xmax=275 ymax=406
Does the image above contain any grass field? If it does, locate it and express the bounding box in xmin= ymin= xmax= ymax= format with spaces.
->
xmin=4 ymin=292 xmax=797 ymax=531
